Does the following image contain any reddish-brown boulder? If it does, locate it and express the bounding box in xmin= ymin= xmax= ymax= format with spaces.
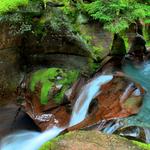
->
xmin=22 ymin=83 xmax=71 ymax=131
xmin=68 ymin=74 xmax=145 ymax=131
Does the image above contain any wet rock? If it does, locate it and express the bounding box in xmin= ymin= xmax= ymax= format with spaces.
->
xmin=23 ymin=82 xmax=70 ymax=130
xmin=96 ymin=56 xmax=123 ymax=74
xmin=65 ymin=77 xmax=86 ymax=104
xmin=22 ymin=68 xmax=80 ymax=130
xmin=40 ymin=130 xmax=141 ymax=150
xmin=68 ymin=74 xmax=145 ymax=131
xmin=22 ymin=84 xmax=70 ymax=130
xmin=25 ymin=106 xmax=70 ymax=131
xmin=116 ymin=126 xmax=146 ymax=142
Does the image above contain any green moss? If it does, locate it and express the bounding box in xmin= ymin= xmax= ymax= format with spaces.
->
xmin=54 ymin=70 xmax=79 ymax=103
xmin=40 ymin=131 xmax=142 ymax=150
xmin=0 ymin=0 xmax=29 ymax=14
xmin=30 ymin=68 xmax=57 ymax=92
xmin=132 ymin=141 xmax=150 ymax=150
xmin=30 ymin=68 xmax=79 ymax=105
xmin=40 ymin=81 xmax=53 ymax=105
xmin=39 ymin=133 xmax=66 ymax=150
xmin=39 ymin=132 xmax=75 ymax=150
xmin=121 ymin=33 xmax=129 ymax=51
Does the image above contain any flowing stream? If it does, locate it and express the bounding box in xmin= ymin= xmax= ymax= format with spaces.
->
xmin=0 ymin=75 xmax=113 ymax=150
xmin=122 ymin=61 xmax=150 ymax=142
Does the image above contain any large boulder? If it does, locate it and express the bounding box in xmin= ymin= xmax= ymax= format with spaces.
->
xmin=22 ymin=68 xmax=81 ymax=130
xmin=40 ymin=130 xmax=141 ymax=150
xmin=68 ymin=74 xmax=145 ymax=131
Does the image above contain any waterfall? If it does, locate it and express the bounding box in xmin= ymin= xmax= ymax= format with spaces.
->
xmin=0 ymin=75 xmax=113 ymax=150
xmin=69 ymin=75 xmax=113 ymax=126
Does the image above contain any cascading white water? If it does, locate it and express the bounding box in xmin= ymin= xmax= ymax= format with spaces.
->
xmin=69 ymin=75 xmax=113 ymax=126
xmin=0 ymin=75 xmax=113 ymax=150
xmin=0 ymin=127 xmax=64 ymax=150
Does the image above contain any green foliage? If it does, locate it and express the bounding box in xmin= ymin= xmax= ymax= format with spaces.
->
xmin=30 ymin=68 xmax=79 ymax=105
xmin=132 ymin=141 xmax=150 ymax=150
xmin=0 ymin=0 xmax=71 ymax=35
xmin=83 ymin=0 xmax=150 ymax=33
xmin=0 ymin=0 xmax=28 ymax=14
xmin=0 ymin=0 xmax=43 ymax=35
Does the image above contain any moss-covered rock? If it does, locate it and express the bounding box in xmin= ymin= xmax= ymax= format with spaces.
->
xmin=29 ymin=68 xmax=79 ymax=104
xmin=132 ymin=141 xmax=150 ymax=150
xmin=40 ymin=130 xmax=141 ymax=150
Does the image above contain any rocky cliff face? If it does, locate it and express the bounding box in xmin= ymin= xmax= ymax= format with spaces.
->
xmin=0 ymin=23 xmax=22 ymax=105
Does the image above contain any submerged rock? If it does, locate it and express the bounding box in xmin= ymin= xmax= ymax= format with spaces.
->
xmin=40 ymin=130 xmax=141 ymax=150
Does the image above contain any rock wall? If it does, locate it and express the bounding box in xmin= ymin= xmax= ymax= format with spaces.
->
xmin=0 ymin=23 xmax=21 ymax=50
xmin=20 ymin=28 xmax=91 ymax=69
xmin=0 ymin=21 xmax=90 ymax=105
xmin=79 ymin=22 xmax=113 ymax=59
xmin=0 ymin=23 xmax=22 ymax=105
